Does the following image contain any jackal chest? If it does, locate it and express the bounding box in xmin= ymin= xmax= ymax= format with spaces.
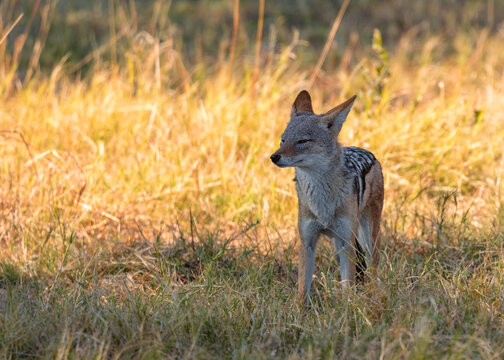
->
xmin=295 ymin=173 xmax=350 ymax=228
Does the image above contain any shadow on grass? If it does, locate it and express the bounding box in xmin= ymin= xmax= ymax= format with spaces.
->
xmin=0 ymin=233 xmax=299 ymax=358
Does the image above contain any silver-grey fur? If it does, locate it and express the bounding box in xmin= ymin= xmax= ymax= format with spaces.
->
xmin=271 ymin=90 xmax=384 ymax=303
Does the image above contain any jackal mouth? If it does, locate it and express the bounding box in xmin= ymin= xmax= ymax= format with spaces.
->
xmin=273 ymin=159 xmax=303 ymax=168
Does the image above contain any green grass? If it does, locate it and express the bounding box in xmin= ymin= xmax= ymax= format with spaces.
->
xmin=2 ymin=226 xmax=504 ymax=358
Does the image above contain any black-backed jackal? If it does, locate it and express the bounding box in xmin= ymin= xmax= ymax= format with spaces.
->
xmin=270 ymin=90 xmax=384 ymax=303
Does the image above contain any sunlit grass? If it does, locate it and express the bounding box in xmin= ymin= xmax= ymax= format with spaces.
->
xmin=1 ymin=9 xmax=504 ymax=358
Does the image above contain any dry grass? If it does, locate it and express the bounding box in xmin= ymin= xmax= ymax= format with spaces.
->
xmin=1 ymin=3 xmax=504 ymax=359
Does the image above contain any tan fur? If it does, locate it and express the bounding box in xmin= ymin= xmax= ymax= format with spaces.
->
xmin=364 ymin=162 xmax=384 ymax=267
xmin=277 ymin=142 xmax=297 ymax=158
xmin=323 ymin=94 xmax=357 ymax=117
xmin=292 ymin=90 xmax=314 ymax=113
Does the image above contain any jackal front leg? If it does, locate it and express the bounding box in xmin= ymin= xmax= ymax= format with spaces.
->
xmin=327 ymin=217 xmax=357 ymax=288
xmin=298 ymin=218 xmax=321 ymax=302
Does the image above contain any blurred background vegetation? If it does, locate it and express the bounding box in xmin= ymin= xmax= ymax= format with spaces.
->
xmin=4 ymin=0 xmax=503 ymax=75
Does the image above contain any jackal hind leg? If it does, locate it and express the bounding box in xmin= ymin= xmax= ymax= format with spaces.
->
xmin=370 ymin=203 xmax=382 ymax=269
xmin=357 ymin=208 xmax=373 ymax=272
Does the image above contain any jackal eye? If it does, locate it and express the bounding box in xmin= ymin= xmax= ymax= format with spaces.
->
xmin=281 ymin=139 xmax=285 ymax=144
xmin=297 ymin=139 xmax=311 ymax=144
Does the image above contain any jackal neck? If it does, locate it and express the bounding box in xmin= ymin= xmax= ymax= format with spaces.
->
xmin=295 ymin=153 xmax=351 ymax=227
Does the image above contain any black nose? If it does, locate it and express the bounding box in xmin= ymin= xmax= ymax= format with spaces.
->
xmin=270 ymin=154 xmax=281 ymax=163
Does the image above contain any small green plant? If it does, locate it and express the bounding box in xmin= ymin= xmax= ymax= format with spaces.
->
xmin=359 ymin=29 xmax=391 ymax=115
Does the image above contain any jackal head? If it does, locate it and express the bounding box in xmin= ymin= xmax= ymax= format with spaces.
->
xmin=270 ymin=90 xmax=356 ymax=169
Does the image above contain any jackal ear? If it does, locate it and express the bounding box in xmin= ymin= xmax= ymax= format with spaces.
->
xmin=319 ymin=95 xmax=357 ymax=134
xmin=291 ymin=90 xmax=314 ymax=114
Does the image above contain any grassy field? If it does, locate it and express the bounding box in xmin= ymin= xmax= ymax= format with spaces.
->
xmin=1 ymin=1 xmax=504 ymax=358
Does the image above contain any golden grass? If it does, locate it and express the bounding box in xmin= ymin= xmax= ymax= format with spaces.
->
xmin=1 ymin=30 xmax=503 ymax=251
xmin=1 ymin=13 xmax=504 ymax=358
